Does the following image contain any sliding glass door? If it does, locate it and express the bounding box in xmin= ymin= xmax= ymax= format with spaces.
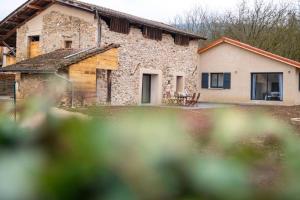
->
xmin=251 ymin=73 xmax=283 ymax=101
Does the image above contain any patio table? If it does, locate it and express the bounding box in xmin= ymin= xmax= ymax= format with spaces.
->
xmin=177 ymin=95 xmax=193 ymax=106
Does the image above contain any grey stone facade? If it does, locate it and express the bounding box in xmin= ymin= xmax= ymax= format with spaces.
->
xmin=16 ymin=10 xmax=96 ymax=62
xmin=42 ymin=11 xmax=96 ymax=54
xmin=15 ymin=6 xmax=200 ymax=105
xmin=101 ymin=22 xmax=199 ymax=105
xmin=16 ymin=25 xmax=29 ymax=62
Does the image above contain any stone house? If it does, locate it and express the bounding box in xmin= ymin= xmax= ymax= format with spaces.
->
xmin=0 ymin=0 xmax=205 ymax=105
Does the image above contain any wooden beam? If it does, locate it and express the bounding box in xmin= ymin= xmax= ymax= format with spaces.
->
xmin=0 ymin=28 xmax=11 ymax=32
xmin=14 ymin=15 xmax=30 ymax=20
xmin=2 ymin=41 xmax=16 ymax=56
xmin=27 ymin=4 xmax=42 ymax=10
xmin=0 ymin=1 xmax=54 ymax=43
xmin=5 ymin=20 xmax=19 ymax=25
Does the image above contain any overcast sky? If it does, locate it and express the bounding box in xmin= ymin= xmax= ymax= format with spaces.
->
xmin=0 ymin=0 xmax=293 ymax=22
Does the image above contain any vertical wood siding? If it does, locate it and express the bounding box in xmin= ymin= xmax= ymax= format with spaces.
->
xmin=110 ymin=17 xmax=130 ymax=34
xmin=142 ymin=26 xmax=162 ymax=41
xmin=29 ymin=41 xmax=41 ymax=58
xmin=69 ymin=48 xmax=119 ymax=96
xmin=174 ymin=35 xmax=190 ymax=46
xmin=6 ymin=55 xmax=16 ymax=66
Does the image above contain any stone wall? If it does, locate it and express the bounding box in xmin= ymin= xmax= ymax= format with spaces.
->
xmin=100 ymin=21 xmax=200 ymax=105
xmin=42 ymin=11 xmax=96 ymax=53
xmin=17 ymin=74 xmax=50 ymax=99
xmin=96 ymin=69 xmax=108 ymax=104
xmin=16 ymin=25 xmax=29 ymax=61
xmin=17 ymin=74 xmax=74 ymax=106
xmin=16 ymin=8 xmax=97 ymax=61
xmin=15 ymin=5 xmax=200 ymax=106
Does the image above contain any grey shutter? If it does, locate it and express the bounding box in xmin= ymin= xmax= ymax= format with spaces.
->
xmin=201 ymin=73 xmax=209 ymax=89
xmin=223 ymin=73 xmax=231 ymax=89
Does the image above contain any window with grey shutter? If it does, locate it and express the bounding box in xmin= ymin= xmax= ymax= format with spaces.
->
xmin=202 ymin=73 xmax=209 ymax=89
xmin=211 ymin=73 xmax=224 ymax=88
xmin=223 ymin=73 xmax=231 ymax=89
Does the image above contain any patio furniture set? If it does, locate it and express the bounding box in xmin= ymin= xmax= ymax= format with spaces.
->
xmin=164 ymin=92 xmax=201 ymax=106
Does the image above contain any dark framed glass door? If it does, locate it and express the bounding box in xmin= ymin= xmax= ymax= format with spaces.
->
xmin=251 ymin=73 xmax=283 ymax=101
xmin=142 ymin=74 xmax=151 ymax=104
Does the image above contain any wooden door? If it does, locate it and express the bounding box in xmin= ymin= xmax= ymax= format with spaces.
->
xmin=29 ymin=41 xmax=41 ymax=58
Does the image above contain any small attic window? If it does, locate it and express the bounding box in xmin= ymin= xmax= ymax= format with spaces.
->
xmin=30 ymin=35 xmax=40 ymax=42
xmin=174 ymin=35 xmax=190 ymax=46
xmin=65 ymin=41 xmax=72 ymax=49
xmin=109 ymin=17 xmax=130 ymax=34
xmin=142 ymin=26 xmax=162 ymax=41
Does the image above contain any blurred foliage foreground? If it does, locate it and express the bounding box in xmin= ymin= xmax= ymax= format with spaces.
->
xmin=1 ymin=101 xmax=300 ymax=200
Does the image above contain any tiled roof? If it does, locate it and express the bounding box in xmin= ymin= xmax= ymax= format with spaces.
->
xmin=0 ymin=0 xmax=205 ymax=47
xmin=198 ymin=37 xmax=300 ymax=69
xmin=57 ymin=0 xmax=205 ymax=39
xmin=0 ymin=44 xmax=120 ymax=73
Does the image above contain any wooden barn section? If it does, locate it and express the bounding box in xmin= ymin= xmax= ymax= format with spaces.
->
xmin=1 ymin=47 xmax=16 ymax=67
xmin=0 ymin=44 xmax=120 ymax=105
xmin=5 ymin=55 xmax=16 ymax=66
xmin=28 ymin=36 xmax=42 ymax=58
xmin=68 ymin=47 xmax=119 ymax=102
xmin=0 ymin=73 xmax=16 ymax=97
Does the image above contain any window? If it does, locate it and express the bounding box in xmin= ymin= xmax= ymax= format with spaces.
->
xmin=29 ymin=35 xmax=40 ymax=42
xmin=211 ymin=73 xmax=224 ymax=88
xmin=142 ymin=26 xmax=162 ymax=41
xmin=28 ymin=35 xmax=41 ymax=58
xmin=174 ymin=35 xmax=190 ymax=46
xmin=201 ymin=73 xmax=231 ymax=89
xmin=109 ymin=17 xmax=130 ymax=34
xmin=176 ymin=76 xmax=184 ymax=93
xmin=251 ymin=73 xmax=283 ymax=101
xmin=65 ymin=41 xmax=72 ymax=49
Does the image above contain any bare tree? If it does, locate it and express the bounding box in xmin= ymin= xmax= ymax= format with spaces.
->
xmin=171 ymin=0 xmax=300 ymax=61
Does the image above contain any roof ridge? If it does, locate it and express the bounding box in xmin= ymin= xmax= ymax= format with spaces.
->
xmin=64 ymin=46 xmax=97 ymax=59
xmin=56 ymin=0 xmax=205 ymax=39
xmin=0 ymin=43 xmax=120 ymax=73
xmin=62 ymin=43 xmax=120 ymax=66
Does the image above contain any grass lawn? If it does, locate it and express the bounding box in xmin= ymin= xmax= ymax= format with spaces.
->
xmin=70 ymin=104 xmax=300 ymax=134
xmin=69 ymin=104 xmax=300 ymax=190
xmin=236 ymin=105 xmax=300 ymax=132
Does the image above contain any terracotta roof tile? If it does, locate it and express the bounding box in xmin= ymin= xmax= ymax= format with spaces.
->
xmin=198 ymin=37 xmax=300 ymax=69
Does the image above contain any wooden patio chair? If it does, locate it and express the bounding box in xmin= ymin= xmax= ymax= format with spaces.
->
xmin=190 ymin=93 xmax=201 ymax=106
xmin=186 ymin=93 xmax=196 ymax=106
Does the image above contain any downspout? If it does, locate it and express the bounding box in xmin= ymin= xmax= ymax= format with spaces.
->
xmin=95 ymin=10 xmax=102 ymax=47
xmin=54 ymin=72 xmax=74 ymax=108
xmin=95 ymin=9 xmax=113 ymax=104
